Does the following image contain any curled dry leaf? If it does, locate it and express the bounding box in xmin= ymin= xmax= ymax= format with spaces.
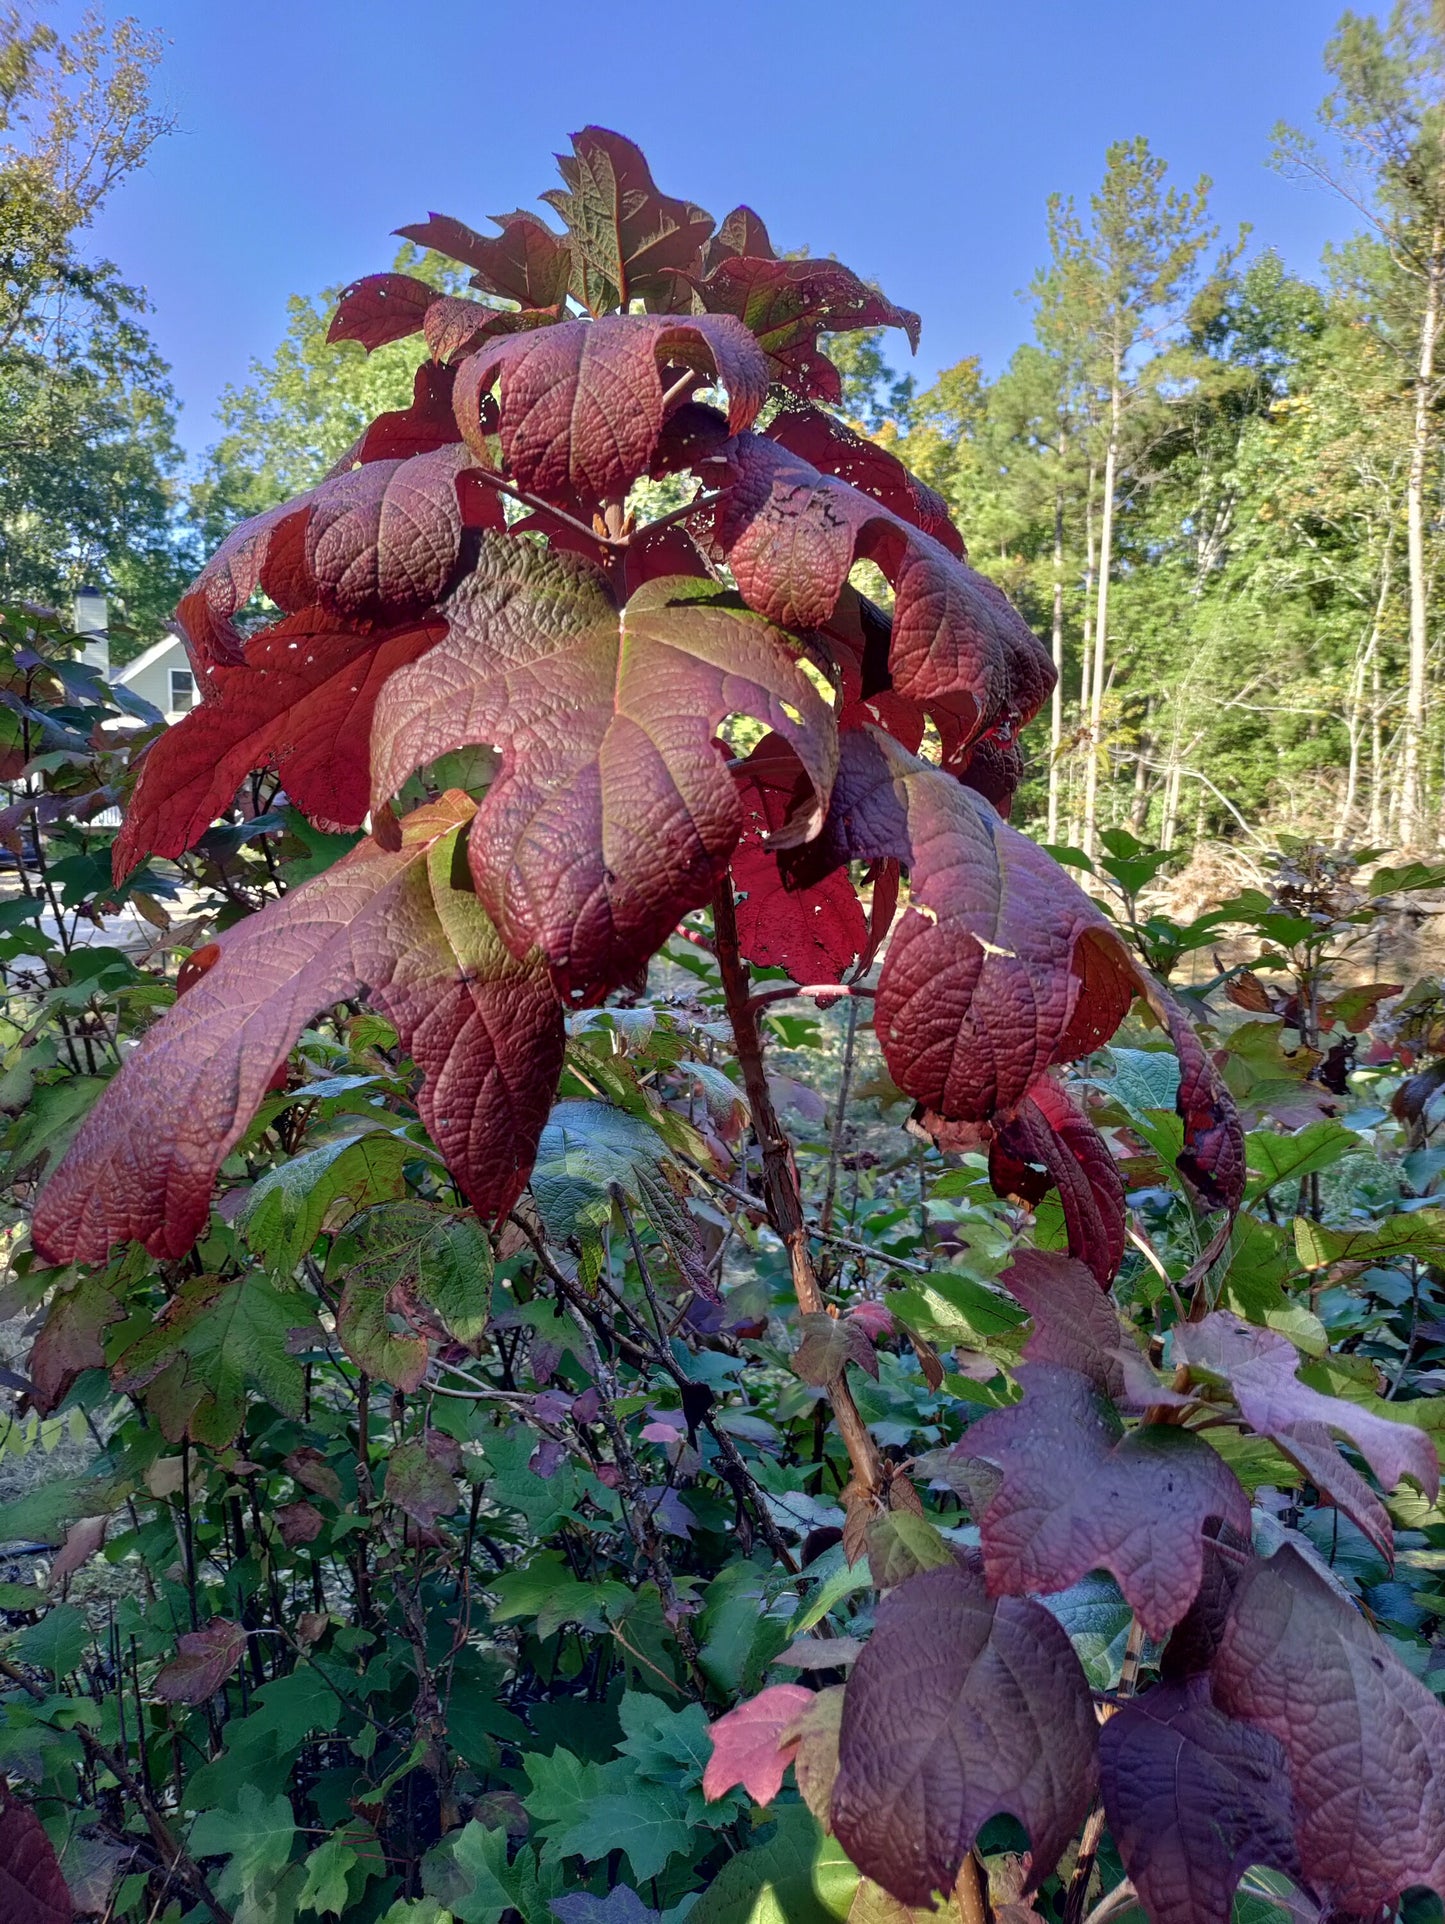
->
xmin=952 ymin=1363 xmax=1251 ymax=1639
xmin=1213 ymin=1545 xmax=1445 ymax=1914
xmin=830 ymin=1557 xmax=1097 ymax=1906
xmin=1173 ymin=1311 xmax=1439 ymax=1559
xmin=37 ymin=794 xmax=565 ymax=1263
xmin=153 ymin=1619 xmax=247 ymax=1704
xmin=1099 ymin=1678 xmax=1301 ymax=1924
xmin=371 ymin=536 xmax=837 ymax=1002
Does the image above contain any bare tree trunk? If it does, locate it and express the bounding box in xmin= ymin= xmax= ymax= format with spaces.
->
xmin=1083 ymin=371 xmax=1121 ymax=862
xmin=1400 ymin=231 xmax=1442 ymax=848
xmin=1047 ymin=451 xmax=1066 ymax=843
xmin=1130 ymin=696 xmax=1155 ymax=833
xmin=1337 ymin=537 xmax=1393 ymax=846
xmin=1369 ymin=646 xmax=1386 ymax=845
xmin=1070 ymin=462 xmax=1098 ymax=847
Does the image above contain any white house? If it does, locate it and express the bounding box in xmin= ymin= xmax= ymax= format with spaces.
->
xmin=72 ymin=589 xmax=197 ymax=723
xmin=110 ymin=633 xmax=197 ymax=723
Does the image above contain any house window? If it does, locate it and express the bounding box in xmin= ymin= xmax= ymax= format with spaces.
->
xmin=170 ymin=668 xmax=195 ymax=714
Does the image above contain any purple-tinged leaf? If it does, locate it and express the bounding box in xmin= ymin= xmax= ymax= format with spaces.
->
xmin=398 ymin=208 xmax=573 ymax=310
xmin=0 ymin=1783 xmax=73 ymax=1924
xmin=115 ymin=608 xmax=446 ymax=876
xmin=702 ymin=1683 xmax=813 ymax=1804
xmin=989 ymin=1078 xmax=1125 ymax=1285
xmin=1214 ymin=1545 xmax=1445 ymax=1914
xmin=386 ymin=1432 xmax=462 ymax=1526
xmin=27 ymin=1277 xmax=123 ymax=1415
xmin=327 ymin=272 xmax=435 ymax=351
xmin=710 ymin=434 xmax=1051 ymax=750
xmin=794 ymin=1311 xmax=879 ymax=1385
xmin=153 ymin=1619 xmax=247 ymax=1704
xmin=451 ymin=312 xmax=766 ymax=511
xmin=275 ymin=1501 xmax=324 ymax=1547
xmin=765 ymin=397 xmax=963 ymax=556
xmin=1001 ymin=1249 xmax=1138 ymax=1399
xmin=956 ymin=1363 xmax=1251 ymax=1639
xmin=698 ymin=254 xmax=918 ymax=404
xmin=830 ymin=1558 xmax=1097 ymax=1905
xmin=1100 ymin=1678 xmax=1301 ymax=1924
xmin=1172 ymin=1311 xmax=1439 ymax=1559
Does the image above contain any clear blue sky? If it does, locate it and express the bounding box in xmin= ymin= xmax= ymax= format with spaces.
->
xmin=72 ymin=0 xmax=1367 ymax=462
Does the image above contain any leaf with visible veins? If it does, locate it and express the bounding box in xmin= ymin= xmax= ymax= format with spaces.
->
xmin=954 ymin=1363 xmax=1251 ymax=1639
xmin=830 ymin=1557 xmax=1097 ymax=1906
xmin=1214 ymin=1545 xmax=1445 ymax=1915
xmin=698 ymin=254 xmax=919 ymax=404
xmin=0 ymin=1783 xmax=74 ymax=1924
xmin=793 ymin=1312 xmax=879 ymax=1386
xmin=115 ymin=608 xmax=446 ymax=876
xmin=1100 ymin=1678 xmax=1301 ymax=1924
xmin=327 ymin=271 xmax=436 ymax=351
xmin=397 ymin=207 xmax=573 ymax=309
xmin=36 ymin=795 xmax=565 ymax=1263
xmin=542 ymin=127 xmax=714 ymax=310
xmin=451 ymin=311 xmax=767 ymax=511
xmin=371 ymin=536 xmax=837 ymax=1003
xmin=702 ymin=1683 xmax=813 ymax=1804
xmin=704 ymin=430 xmax=1053 ymax=749
xmin=153 ymin=1619 xmax=248 ymax=1704
xmin=1172 ymin=1311 xmax=1439 ymax=1559
xmin=989 ymin=1078 xmax=1126 ymax=1285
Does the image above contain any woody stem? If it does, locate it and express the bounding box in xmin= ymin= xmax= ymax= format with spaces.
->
xmin=711 ymin=876 xmax=885 ymax=1495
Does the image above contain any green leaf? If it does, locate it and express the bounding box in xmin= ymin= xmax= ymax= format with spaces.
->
xmin=1368 ymin=861 xmax=1445 ymax=896
xmin=2 ymin=1075 xmax=109 ymax=1181
xmin=1294 ymin=1209 xmax=1445 ymax=1270
xmin=190 ymin=1786 xmax=297 ymax=1919
xmin=421 ymin=1819 xmax=514 ymax=1924
xmin=547 ymin=1781 xmax=692 ymax=1883
xmin=532 ymin=1098 xmax=681 ymax=1273
xmin=111 ymin=1273 xmax=308 ymax=1446
xmin=240 ymin=1131 xmax=413 ymax=1272
xmin=1245 ymin=1120 xmax=1358 ymax=1197
xmin=489 ymin=1551 xmax=625 ymax=1639
xmin=298 ymin=1836 xmax=358 ymax=1917
xmin=1085 ymin=1046 xmax=1181 ymax=1119
xmin=416 ymin=1213 xmax=493 ymax=1344
xmin=686 ymin=1805 xmax=857 ymax=1924
xmin=889 ymin=1271 xmax=1024 ymax=1348
xmin=14 ymin=1602 xmax=87 ymax=1678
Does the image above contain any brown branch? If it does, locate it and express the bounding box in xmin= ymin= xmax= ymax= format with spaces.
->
xmin=712 ymin=878 xmax=884 ymax=1496
xmin=0 ymin=1655 xmax=234 ymax=1924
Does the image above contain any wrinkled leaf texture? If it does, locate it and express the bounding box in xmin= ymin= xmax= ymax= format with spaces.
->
xmin=1214 ymin=1546 xmax=1445 ymax=1915
xmin=1099 ymin=1678 xmax=1301 ymax=1924
xmin=0 ymin=1783 xmax=73 ymax=1924
xmin=36 ymin=794 xmax=564 ymax=1263
xmin=370 ymin=536 xmax=837 ymax=1003
xmin=831 ymin=1557 xmax=1097 ymax=1906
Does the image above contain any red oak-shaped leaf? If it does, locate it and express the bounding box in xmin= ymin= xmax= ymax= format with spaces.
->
xmin=371 ymin=536 xmax=837 ymax=1002
xmin=1144 ymin=978 xmax=1247 ymax=1212
xmin=0 ymin=1783 xmax=72 ymax=1924
xmin=451 ymin=312 xmax=767 ymax=511
xmin=1100 ymin=1679 xmax=1301 ymax=1924
xmin=174 ymin=442 xmax=489 ymax=670
xmin=114 ymin=608 xmax=445 ymax=875
xmin=397 ymin=208 xmax=573 ymax=310
xmin=28 ymin=1276 xmax=123 ymax=1414
xmin=1001 ymin=1248 xmax=1139 ymax=1399
xmin=956 ymin=1363 xmax=1251 ymax=1639
xmin=990 ymin=1078 xmax=1126 ymax=1284
xmin=386 ymin=1431 xmax=463 ymax=1526
xmin=542 ymin=126 xmax=714 ymax=310
xmin=698 ymin=253 xmax=919 ymax=405
xmin=766 ymin=397 xmax=963 ymax=557
xmin=710 ymin=434 xmax=1053 ymax=749
xmin=355 ymin=362 xmax=466 ymax=464
xmin=702 ymin=204 xmax=777 ymax=271
xmin=1172 ymin=1311 xmax=1439 ymax=1559
xmin=1214 ymin=1545 xmax=1445 ymax=1914
xmin=36 ymin=794 xmax=566 ymax=1263
xmin=731 ymin=733 xmax=874 ymax=985
xmin=1159 ymin=1522 xmax=1254 ymax=1682
xmin=422 ymin=295 xmax=558 ymax=364
xmin=790 ymin=729 xmax=1244 ymax=1219
xmin=702 ymin=1683 xmax=813 ymax=1804
xmin=327 ymin=271 xmax=436 ymax=351
xmin=153 ymin=1619 xmax=247 ymax=1704
xmin=831 ymin=1557 xmax=1097 ymax=1906
xmin=791 ymin=729 xmax=1129 ymax=1122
